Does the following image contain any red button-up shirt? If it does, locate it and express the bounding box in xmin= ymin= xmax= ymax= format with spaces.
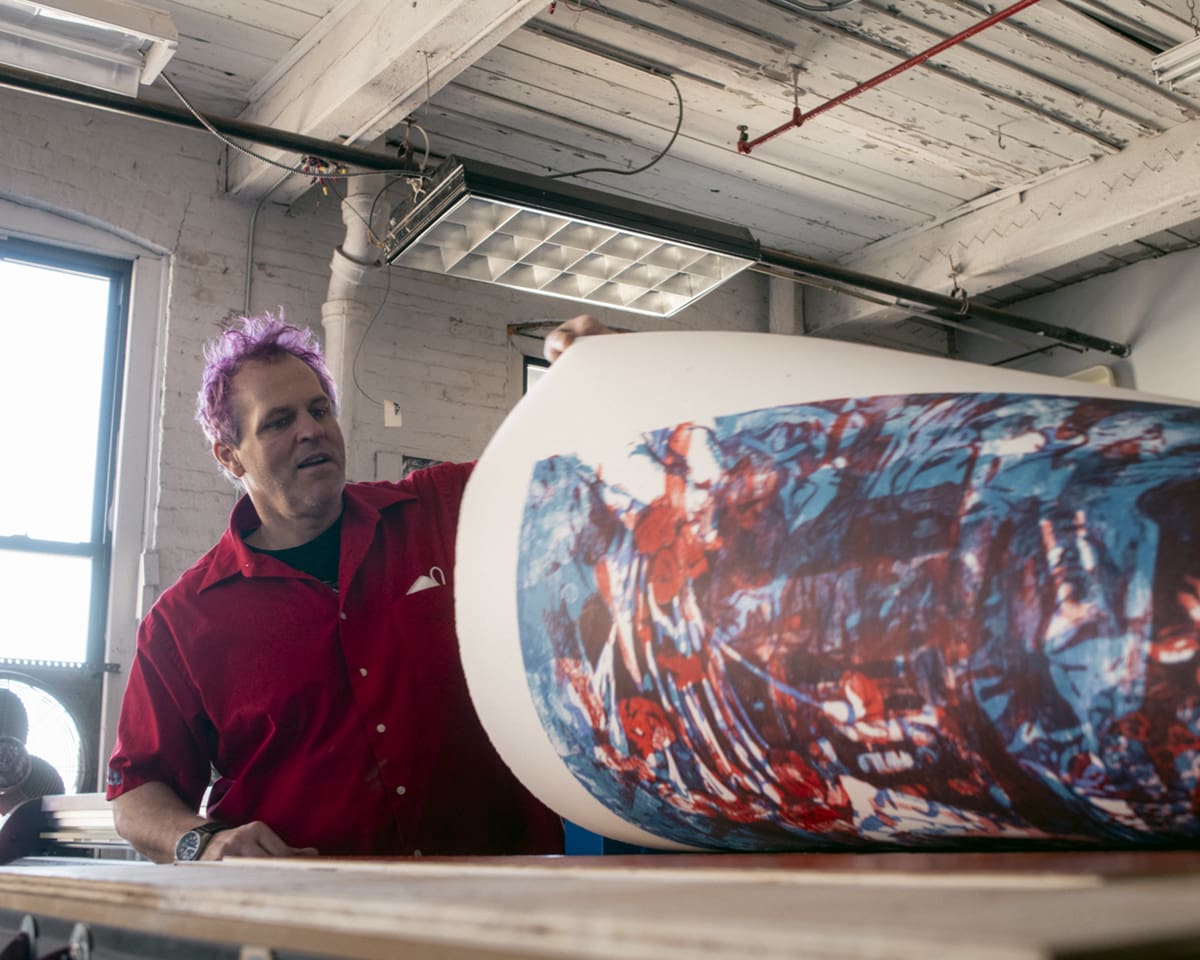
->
xmin=107 ymin=463 xmax=562 ymax=856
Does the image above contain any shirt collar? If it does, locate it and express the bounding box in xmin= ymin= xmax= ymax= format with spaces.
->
xmin=198 ymin=482 xmax=418 ymax=592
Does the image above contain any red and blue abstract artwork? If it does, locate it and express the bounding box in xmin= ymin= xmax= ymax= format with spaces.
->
xmin=517 ymin=392 xmax=1200 ymax=850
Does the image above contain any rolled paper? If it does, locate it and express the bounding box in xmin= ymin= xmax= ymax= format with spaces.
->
xmin=456 ymin=332 xmax=1200 ymax=851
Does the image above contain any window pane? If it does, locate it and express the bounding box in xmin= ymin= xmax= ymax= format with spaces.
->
xmin=524 ymin=356 xmax=549 ymax=393
xmin=0 ymin=260 xmax=109 ymax=542
xmin=0 ymin=552 xmax=92 ymax=662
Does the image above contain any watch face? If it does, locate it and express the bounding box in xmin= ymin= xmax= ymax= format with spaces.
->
xmin=175 ymin=829 xmax=204 ymax=861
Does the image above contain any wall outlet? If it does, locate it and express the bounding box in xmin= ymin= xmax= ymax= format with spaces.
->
xmin=384 ymin=400 xmax=403 ymax=428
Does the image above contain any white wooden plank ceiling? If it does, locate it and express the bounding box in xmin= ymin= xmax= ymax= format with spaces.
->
xmin=122 ymin=0 xmax=1200 ymax=352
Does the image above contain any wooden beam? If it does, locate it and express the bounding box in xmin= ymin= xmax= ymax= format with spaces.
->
xmin=227 ymin=0 xmax=546 ymax=198
xmin=805 ymin=116 xmax=1200 ymax=334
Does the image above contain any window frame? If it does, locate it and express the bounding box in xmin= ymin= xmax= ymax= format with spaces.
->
xmin=0 ymin=235 xmax=131 ymax=791
xmin=523 ymin=354 xmax=550 ymax=394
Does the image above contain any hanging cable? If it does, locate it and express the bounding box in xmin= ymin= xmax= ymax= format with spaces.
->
xmin=306 ymin=121 xmax=434 ymax=252
xmin=244 ymin=170 xmax=294 ymax=313
xmin=159 ymin=73 xmax=398 ymax=179
xmin=329 ymin=123 xmax=431 ymax=248
xmin=350 ymin=264 xmax=394 ymax=406
xmin=400 ymin=119 xmax=432 ymax=174
xmin=546 ymin=72 xmax=683 ymax=179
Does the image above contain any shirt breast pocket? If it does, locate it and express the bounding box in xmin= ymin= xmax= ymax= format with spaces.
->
xmin=380 ymin=582 xmax=462 ymax=689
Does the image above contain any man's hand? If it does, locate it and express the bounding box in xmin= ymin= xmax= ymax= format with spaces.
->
xmin=112 ymin=782 xmax=320 ymax=863
xmin=543 ymin=314 xmax=616 ymax=364
xmin=201 ymin=820 xmax=319 ymax=860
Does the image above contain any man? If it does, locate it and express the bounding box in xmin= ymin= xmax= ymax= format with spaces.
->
xmin=107 ymin=311 xmax=608 ymax=862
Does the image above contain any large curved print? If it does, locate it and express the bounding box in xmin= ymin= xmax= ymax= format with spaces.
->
xmin=517 ymin=392 xmax=1200 ymax=850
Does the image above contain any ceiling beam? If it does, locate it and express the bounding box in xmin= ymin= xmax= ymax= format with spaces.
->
xmin=227 ymin=0 xmax=546 ymax=199
xmin=804 ymin=116 xmax=1200 ymax=334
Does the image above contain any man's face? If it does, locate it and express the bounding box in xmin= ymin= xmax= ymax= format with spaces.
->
xmin=214 ymin=355 xmax=346 ymax=542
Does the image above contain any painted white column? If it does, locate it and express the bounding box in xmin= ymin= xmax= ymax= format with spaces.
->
xmin=321 ymin=172 xmax=385 ymax=476
xmin=768 ymin=273 xmax=802 ymax=336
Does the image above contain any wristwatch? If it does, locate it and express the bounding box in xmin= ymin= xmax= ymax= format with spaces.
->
xmin=174 ymin=821 xmax=231 ymax=861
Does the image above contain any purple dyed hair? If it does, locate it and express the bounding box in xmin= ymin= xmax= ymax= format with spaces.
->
xmin=196 ymin=310 xmax=339 ymax=449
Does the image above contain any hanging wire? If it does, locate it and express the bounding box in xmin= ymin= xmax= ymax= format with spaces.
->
xmin=351 ymin=263 xmax=394 ymax=405
xmin=368 ymin=174 xmax=431 ymax=246
xmin=332 ymin=128 xmax=431 ymax=251
xmin=244 ymin=170 xmax=293 ymax=313
xmin=422 ymin=50 xmax=434 ymax=129
xmin=159 ymin=73 xmax=401 ymax=179
xmin=325 ymin=178 xmax=377 ymax=241
xmin=401 ymin=119 xmax=432 ymax=174
xmin=155 ymin=74 xmax=432 ymax=409
xmin=348 ymin=120 xmax=434 ymax=408
xmin=545 ymin=72 xmax=683 ymax=179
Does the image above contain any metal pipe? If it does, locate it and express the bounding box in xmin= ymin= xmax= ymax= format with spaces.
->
xmin=0 ymin=64 xmax=408 ymax=173
xmin=756 ymin=247 xmax=1131 ymax=357
xmin=738 ymin=0 xmax=1044 ymax=154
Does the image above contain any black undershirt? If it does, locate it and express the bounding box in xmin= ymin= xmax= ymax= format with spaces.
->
xmin=250 ymin=516 xmax=341 ymax=590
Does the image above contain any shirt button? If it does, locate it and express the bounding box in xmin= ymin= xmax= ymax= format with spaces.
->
xmin=359 ymin=668 xmax=368 ymax=677
xmin=339 ymin=612 xmax=348 ymax=621
xmin=413 ymin=849 xmax=422 ymax=857
xmin=376 ymin=723 xmax=386 ymax=733
xmin=395 ymin=785 xmax=406 ymax=796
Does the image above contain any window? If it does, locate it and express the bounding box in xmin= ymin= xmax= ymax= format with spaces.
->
xmin=0 ymin=236 xmax=129 ymax=793
xmin=523 ymin=355 xmax=549 ymax=393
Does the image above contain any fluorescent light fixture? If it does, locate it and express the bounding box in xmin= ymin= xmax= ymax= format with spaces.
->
xmin=383 ymin=157 xmax=760 ymax=318
xmin=0 ymin=0 xmax=177 ymax=97
xmin=1152 ymin=34 xmax=1200 ymax=89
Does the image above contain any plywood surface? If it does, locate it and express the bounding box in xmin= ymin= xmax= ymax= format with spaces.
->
xmin=1 ymin=851 xmax=1199 ymax=960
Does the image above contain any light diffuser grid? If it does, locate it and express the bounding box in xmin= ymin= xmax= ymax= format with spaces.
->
xmin=391 ymin=194 xmax=755 ymax=317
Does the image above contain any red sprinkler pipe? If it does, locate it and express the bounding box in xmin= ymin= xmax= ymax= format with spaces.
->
xmin=738 ymin=0 xmax=1044 ymax=154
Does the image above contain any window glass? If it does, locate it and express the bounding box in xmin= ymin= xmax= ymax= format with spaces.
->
xmin=0 ymin=552 xmax=92 ymax=663
xmin=524 ymin=355 xmax=550 ymax=393
xmin=0 ymin=259 xmax=108 ymax=542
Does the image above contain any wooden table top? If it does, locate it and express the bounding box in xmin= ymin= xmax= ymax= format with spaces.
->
xmin=2 ymin=849 xmax=1200 ymax=959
